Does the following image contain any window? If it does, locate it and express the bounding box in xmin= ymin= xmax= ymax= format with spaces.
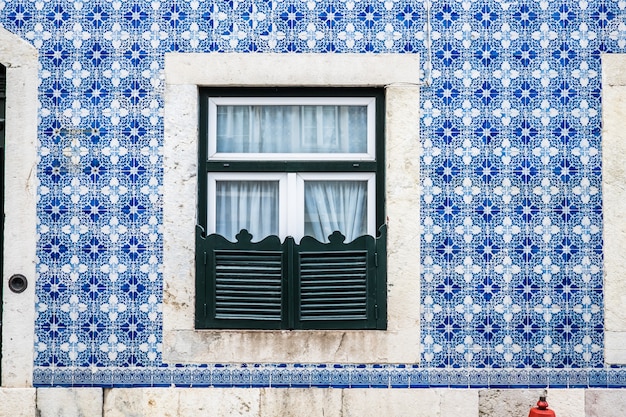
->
xmin=162 ymin=53 xmax=420 ymax=364
xmin=195 ymin=88 xmax=386 ymax=330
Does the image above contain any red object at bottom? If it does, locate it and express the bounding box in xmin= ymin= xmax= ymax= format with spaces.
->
xmin=528 ymin=397 xmax=556 ymax=417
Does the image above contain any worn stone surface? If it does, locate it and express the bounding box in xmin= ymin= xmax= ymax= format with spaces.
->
xmin=0 ymin=25 xmax=38 ymax=388
xmin=439 ymin=389 xmax=479 ymax=417
xmin=107 ymin=388 xmax=181 ymax=417
xmin=0 ymin=388 xmax=36 ymax=417
xmin=103 ymin=388 xmax=260 ymax=417
xmin=601 ymin=54 xmax=626 ymax=364
xmin=165 ymin=53 xmax=420 ymax=87
xmin=480 ymin=389 xmax=537 ymax=416
xmin=161 ymin=81 xmax=198 ymax=336
xmin=260 ymin=388 xmax=342 ymax=417
xmin=161 ymin=53 xmax=421 ymax=365
xmin=178 ymin=388 xmax=260 ymax=417
xmin=29 ymin=387 xmax=626 ymax=416
xmin=605 ymin=332 xmax=626 ymax=364
xmin=100 ymin=388 xmax=477 ymax=417
xmin=602 ymin=54 xmax=626 ymax=86
xmin=37 ymin=388 xmax=103 ymax=417
xmin=548 ymin=389 xmax=585 ymax=417
xmin=585 ymin=389 xmax=626 ymax=417
xmin=342 ymin=389 xmax=448 ymax=417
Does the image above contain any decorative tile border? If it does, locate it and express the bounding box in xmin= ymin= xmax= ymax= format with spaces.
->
xmin=33 ymin=366 xmax=625 ymax=389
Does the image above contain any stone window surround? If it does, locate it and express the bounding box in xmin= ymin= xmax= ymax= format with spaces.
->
xmin=601 ymin=53 xmax=626 ymax=364
xmin=162 ymin=53 xmax=421 ymax=363
xmin=0 ymin=28 xmax=38 ymax=387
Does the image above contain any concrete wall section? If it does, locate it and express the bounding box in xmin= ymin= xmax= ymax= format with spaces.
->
xmin=37 ymin=388 xmax=103 ymax=417
xmin=0 ymin=388 xmax=36 ymax=417
xmin=585 ymin=389 xmax=626 ymax=417
xmin=0 ymin=387 xmax=604 ymax=417
xmin=102 ymin=388 xmax=478 ymax=417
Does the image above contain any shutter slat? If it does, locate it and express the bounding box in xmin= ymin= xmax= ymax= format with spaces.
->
xmin=300 ymin=276 xmax=366 ymax=282
xmin=216 ymin=295 xmax=281 ymax=300
xmin=216 ymin=278 xmax=281 ymax=284
xmin=302 ymin=287 xmax=365 ymax=301
xmin=301 ymin=272 xmax=365 ymax=277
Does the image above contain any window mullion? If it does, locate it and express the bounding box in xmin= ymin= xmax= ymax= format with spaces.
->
xmin=278 ymin=174 xmax=288 ymax=240
xmin=286 ymin=172 xmax=299 ymax=240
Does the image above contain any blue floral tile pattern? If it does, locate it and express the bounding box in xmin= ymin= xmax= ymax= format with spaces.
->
xmin=0 ymin=0 xmax=624 ymax=387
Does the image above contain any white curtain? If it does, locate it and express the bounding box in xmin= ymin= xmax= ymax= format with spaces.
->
xmin=216 ymin=105 xmax=367 ymax=153
xmin=304 ymin=181 xmax=368 ymax=242
xmin=215 ymin=181 xmax=279 ymax=241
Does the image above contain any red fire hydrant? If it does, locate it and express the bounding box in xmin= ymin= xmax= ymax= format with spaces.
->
xmin=528 ymin=390 xmax=556 ymax=417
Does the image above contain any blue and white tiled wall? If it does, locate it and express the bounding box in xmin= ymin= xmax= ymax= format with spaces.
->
xmin=2 ymin=0 xmax=626 ymax=387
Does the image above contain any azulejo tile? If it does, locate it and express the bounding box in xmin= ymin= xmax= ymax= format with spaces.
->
xmin=309 ymin=365 xmax=333 ymax=388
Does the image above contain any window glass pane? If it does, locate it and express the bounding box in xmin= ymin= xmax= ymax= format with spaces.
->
xmin=304 ymin=180 xmax=368 ymax=243
xmin=216 ymin=105 xmax=367 ymax=154
xmin=216 ymin=181 xmax=279 ymax=241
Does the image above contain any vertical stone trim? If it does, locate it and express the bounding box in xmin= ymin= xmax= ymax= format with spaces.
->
xmin=602 ymin=54 xmax=626 ymax=364
xmin=0 ymin=29 xmax=38 ymax=386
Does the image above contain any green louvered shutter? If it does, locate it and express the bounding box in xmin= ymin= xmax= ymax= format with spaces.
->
xmin=196 ymin=228 xmax=286 ymax=329
xmin=196 ymin=227 xmax=387 ymax=330
xmin=293 ymin=228 xmax=386 ymax=330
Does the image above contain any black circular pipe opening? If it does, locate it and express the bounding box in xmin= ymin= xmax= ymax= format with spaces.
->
xmin=8 ymin=274 xmax=27 ymax=293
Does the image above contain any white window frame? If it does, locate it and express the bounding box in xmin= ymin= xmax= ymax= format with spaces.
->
xmin=206 ymin=172 xmax=376 ymax=243
xmin=207 ymin=172 xmax=288 ymax=240
xmin=208 ymin=96 xmax=376 ymax=161
xmin=295 ymin=172 xmax=376 ymax=242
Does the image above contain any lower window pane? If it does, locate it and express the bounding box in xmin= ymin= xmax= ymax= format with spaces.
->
xmin=304 ymin=180 xmax=368 ymax=242
xmin=216 ymin=181 xmax=279 ymax=241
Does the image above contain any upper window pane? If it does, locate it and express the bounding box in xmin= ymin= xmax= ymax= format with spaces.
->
xmin=209 ymin=97 xmax=376 ymax=160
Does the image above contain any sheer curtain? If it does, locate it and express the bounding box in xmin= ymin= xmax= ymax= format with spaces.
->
xmin=215 ymin=181 xmax=279 ymax=241
xmin=304 ymin=181 xmax=368 ymax=242
xmin=216 ymin=105 xmax=367 ymax=153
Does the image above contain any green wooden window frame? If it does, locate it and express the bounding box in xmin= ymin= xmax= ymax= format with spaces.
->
xmin=196 ymin=87 xmax=386 ymax=330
